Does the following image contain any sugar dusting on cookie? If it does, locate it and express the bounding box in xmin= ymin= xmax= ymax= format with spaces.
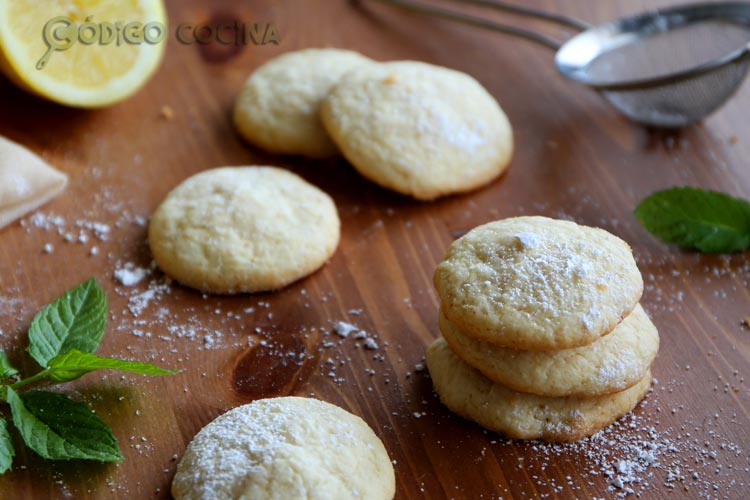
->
xmin=513 ymin=232 xmax=541 ymax=250
xmin=442 ymin=217 xmax=641 ymax=348
xmin=172 ymin=397 xmax=394 ymax=499
xmin=413 ymin=103 xmax=488 ymax=154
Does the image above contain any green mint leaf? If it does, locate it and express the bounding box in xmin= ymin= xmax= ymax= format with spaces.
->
xmin=6 ymin=388 xmax=122 ymax=462
xmin=0 ymin=418 xmax=14 ymax=474
xmin=47 ymin=349 xmax=178 ymax=383
xmin=28 ymin=278 xmax=107 ymax=368
xmin=0 ymin=351 xmax=18 ymax=379
xmin=635 ymin=187 xmax=750 ymax=253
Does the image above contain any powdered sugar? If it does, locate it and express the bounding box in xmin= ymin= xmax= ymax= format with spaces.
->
xmin=172 ymin=398 xmax=386 ymax=498
xmin=363 ymin=337 xmax=379 ymax=350
xmin=333 ymin=321 xmax=358 ymax=338
xmin=114 ymin=262 xmax=150 ymax=287
xmin=22 ymin=211 xmax=113 ymax=246
xmin=513 ymin=232 xmax=541 ymax=250
xmin=439 ymin=217 xmax=642 ymax=347
xmin=126 ymin=279 xmax=171 ymax=317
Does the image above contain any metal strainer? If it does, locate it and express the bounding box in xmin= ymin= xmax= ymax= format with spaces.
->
xmin=361 ymin=0 xmax=750 ymax=127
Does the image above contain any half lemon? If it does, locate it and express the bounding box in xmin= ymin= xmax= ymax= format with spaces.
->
xmin=0 ymin=0 xmax=167 ymax=108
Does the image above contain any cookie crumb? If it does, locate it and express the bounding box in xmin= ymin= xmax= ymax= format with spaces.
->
xmin=160 ymin=105 xmax=174 ymax=120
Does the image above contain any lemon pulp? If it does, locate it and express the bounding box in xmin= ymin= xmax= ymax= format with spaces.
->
xmin=0 ymin=0 xmax=167 ymax=107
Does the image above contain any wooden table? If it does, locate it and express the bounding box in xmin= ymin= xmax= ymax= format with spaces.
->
xmin=1 ymin=0 xmax=749 ymax=498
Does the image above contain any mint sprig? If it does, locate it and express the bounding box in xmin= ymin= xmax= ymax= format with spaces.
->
xmin=635 ymin=187 xmax=750 ymax=253
xmin=7 ymin=389 xmax=121 ymax=462
xmin=0 ymin=353 xmax=18 ymax=380
xmin=28 ymin=277 xmax=107 ymax=367
xmin=0 ymin=279 xmax=177 ymax=473
xmin=46 ymin=350 xmax=176 ymax=383
xmin=0 ymin=419 xmax=13 ymax=474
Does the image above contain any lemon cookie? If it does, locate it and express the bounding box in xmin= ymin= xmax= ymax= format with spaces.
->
xmin=149 ymin=167 xmax=340 ymax=293
xmin=172 ymin=397 xmax=395 ymax=500
xmin=427 ymin=337 xmax=652 ymax=442
xmin=440 ymin=304 xmax=658 ymax=397
xmin=434 ymin=216 xmax=643 ymax=350
xmin=321 ymin=61 xmax=513 ymax=200
xmin=233 ymin=48 xmax=374 ymax=158
xmin=0 ymin=136 xmax=67 ymax=229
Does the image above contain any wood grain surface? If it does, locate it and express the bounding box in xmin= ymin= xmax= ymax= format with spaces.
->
xmin=1 ymin=0 xmax=749 ymax=498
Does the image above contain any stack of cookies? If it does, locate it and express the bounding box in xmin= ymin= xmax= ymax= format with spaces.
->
xmin=428 ymin=216 xmax=659 ymax=443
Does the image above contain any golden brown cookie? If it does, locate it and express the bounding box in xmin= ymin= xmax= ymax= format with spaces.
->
xmin=321 ymin=61 xmax=513 ymax=200
xmin=172 ymin=397 xmax=395 ymax=500
xmin=427 ymin=337 xmax=652 ymax=442
xmin=233 ymin=48 xmax=374 ymax=158
xmin=440 ymin=304 xmax=658 ymax=397
xmin=434 ymin=216 xmax=643 ymax=350
xmin=149 ymin=166 xmax=340 ymax=294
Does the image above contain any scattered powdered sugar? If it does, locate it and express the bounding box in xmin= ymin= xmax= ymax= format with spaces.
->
xmin=22 ymin=211 xmax=113 ymax=247
xmin=126 ymin=279 xmax=171 ymax=317
xmin=363 ymin=338 xmax=379 ymax=350
xmin=414 ymin=376 xmax=749 ymax=499
xmin=0 ymin=294 xmax=26 ymax=338
xmin=330 ymin=321 xmax=381 ymax=351
xmin=114 ymin=262 xmax=150 ymax=287
xmin=166 ymin=323 xmax=223 ymax=350
xmin=25 ymin=212 xmax=65 ymax=231
xmin=333 ymin=321 xmax=358 ymax=338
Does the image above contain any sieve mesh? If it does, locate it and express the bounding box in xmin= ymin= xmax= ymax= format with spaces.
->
xmin=584 ymin=21 xmax=750 ymax=83
xmin=576 ymin=18 xmax=750 ymax=126
xmin=602 ymin=58 xmax=750 ymax=126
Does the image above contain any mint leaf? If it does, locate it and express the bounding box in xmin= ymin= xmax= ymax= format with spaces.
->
xmin=0 ymin=418 xmax=14 ymax=474
xmin=47 ymin=349 xmax=177 ymax=383
xmin=0 ymin=351 xmax=18 ymax=379
xmin=28 ymin=278 xmax=107 ymax=368
xmin=7 ymin=388 xmax=122 ymax=462
xmin=635 ymin=187 xmax=750 ymax=253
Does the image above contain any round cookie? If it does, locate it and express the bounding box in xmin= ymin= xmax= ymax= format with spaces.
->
xmin=172 ymin=397 xmax=395 ymax=500
xmin=440 ymin=304 xmax=658 ymax=397
xmin=434 ymin=216 xmax=643 ymax=350
xmin=426 ymin=337 xmax=652 ymax=443
xmin=233 ymin=48 xmax=374 ymax=158
xmin=321 ymin=61 xmax=513 ymax=200
xmin=149 ymin=166 xmax=340 ymax=294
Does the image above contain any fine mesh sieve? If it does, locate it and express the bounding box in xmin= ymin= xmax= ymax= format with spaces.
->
xmin=360 ymin=0 xmax=750 ymax=127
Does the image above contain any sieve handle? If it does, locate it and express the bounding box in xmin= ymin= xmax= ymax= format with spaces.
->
xmin=357 ymin=0 xmax=590 ymax=50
